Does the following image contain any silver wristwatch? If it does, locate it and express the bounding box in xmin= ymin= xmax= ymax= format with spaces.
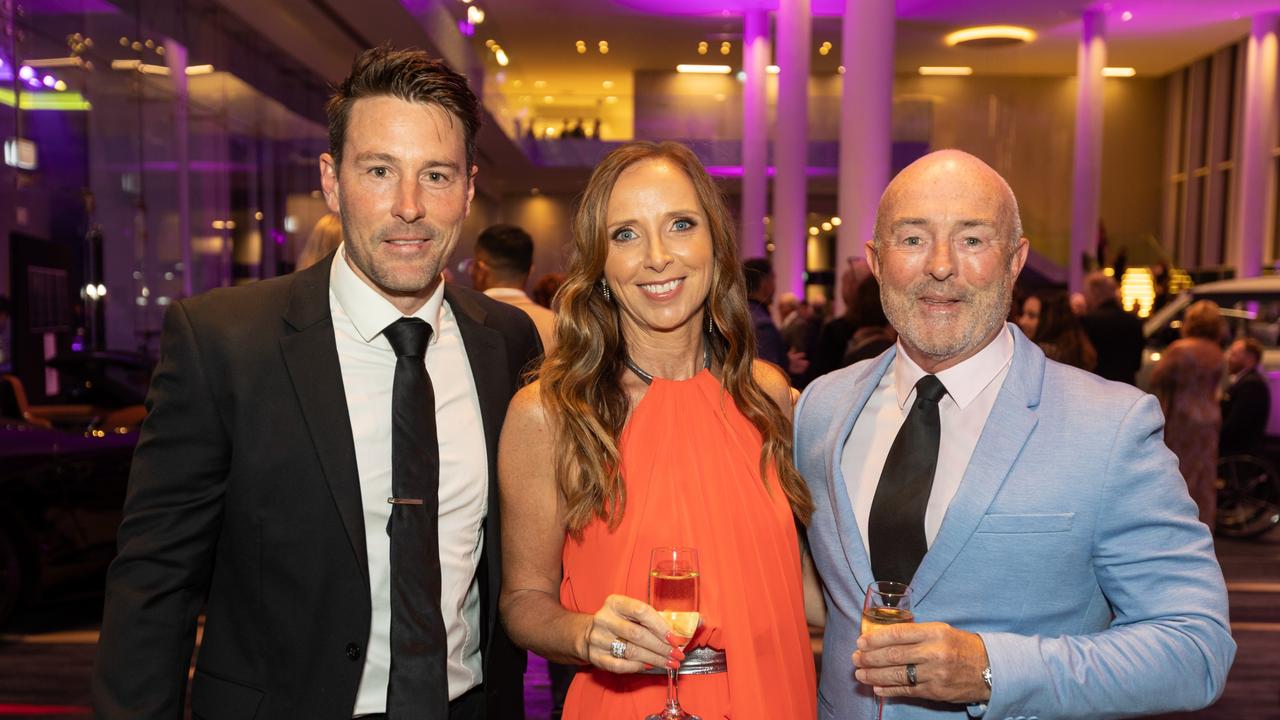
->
xmin=982 ymin=665 xmax=993 ymax=690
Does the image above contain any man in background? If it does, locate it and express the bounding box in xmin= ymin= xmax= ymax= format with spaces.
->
xmin=1221 ymin=337 xmax=1271 ymax=458
xmin=1079 ymin=271 xmax=1144 ymax=385
xmin=469 ymin=224 xmax=556 ymax=353
xmin=744 ymin=258 xmax=808 ymax=382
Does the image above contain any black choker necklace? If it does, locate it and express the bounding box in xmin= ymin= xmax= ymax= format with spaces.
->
xmin=625 ymin=334 xmax=712 ymax=385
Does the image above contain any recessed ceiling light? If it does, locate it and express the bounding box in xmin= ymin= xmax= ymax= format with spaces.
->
xmin=534 ymin=79 xmax=546 ymax=88
xmin=494 ymin=49 xmax=509 ymax=66
xmin=1121 ymin=10 xmax=1133 ymax=22
xmin=767 ymin=64 xmax=780 ymax=74
xmin=1102 ymin=66 xmax=1136 ymax=77
xmin=676 ymin=64 xmax=732 ymax=74
xmin=602 ymin=80 xmax=615 ymax=89
xmin=944 ymin=25 xmax=1036 ymax=48
xmin=919 ymin=66 xmax=973 ymax=76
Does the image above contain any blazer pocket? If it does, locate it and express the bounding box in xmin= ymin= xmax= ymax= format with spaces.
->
xmin=976 ymin=512 xmax=1075 ymax=534
xmin=191 ymin=668 xmax=264 ymax=719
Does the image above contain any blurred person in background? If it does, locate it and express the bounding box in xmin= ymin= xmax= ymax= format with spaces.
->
xmin=298 ymin=212 xmax=344 ymax=271
xmin=1031 ymin=292 xmax=1097 ymax=372
xmin=1080 ymin=272 xmax=1144 ymax=385
xmin=498 ymin=141 xmax=818 ymax=720
xmin=841 ymin=276 xmax=895 ymax=366
xmin=1221 ymin=337 xmax=1271 ymax=459
xmin=1014 ymin=292 xmax=1040 ymax=339
xmin=470 ymin=223 xmax=557 ymax=353
xmin=1151 ymin=300 xmax=1226 ymax=531
xmin=532 ymin=272 xmax=566 ymax=311
xmin=814 ymin=257 xmax=872 ymax=376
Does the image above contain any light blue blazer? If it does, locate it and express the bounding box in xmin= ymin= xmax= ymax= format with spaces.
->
xmin=795 ymin=325 xmax=1235 ymax=720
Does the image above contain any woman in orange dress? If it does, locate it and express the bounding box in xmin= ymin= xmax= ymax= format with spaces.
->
xmin=499 ymin=141 xmax=819 ymax=720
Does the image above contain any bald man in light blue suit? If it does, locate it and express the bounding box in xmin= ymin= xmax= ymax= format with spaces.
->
xmin=796 ymin=150 xmax=1234 ymax=720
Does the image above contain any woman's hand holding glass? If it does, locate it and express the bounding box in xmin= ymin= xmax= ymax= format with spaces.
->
xmin=584 ymin=593 xmax=683 ymax=673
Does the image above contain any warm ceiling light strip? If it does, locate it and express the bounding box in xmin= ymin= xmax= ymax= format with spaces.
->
xmin=919 ymin=66 xmax=973 ymax=76
xmin=944 ymin=25 xmax=1036 ymax=46
xmin=1102 ymin=66 xmax=1136 ymax=77
xmin=676 ymin=64 xmax=732 ymax=74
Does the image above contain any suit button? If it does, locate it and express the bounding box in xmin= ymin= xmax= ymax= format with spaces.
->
xmin=346 ymin=642 xmax=362 ymax=660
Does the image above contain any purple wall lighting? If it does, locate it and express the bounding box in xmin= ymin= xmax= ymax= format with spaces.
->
xmin=18 ymin=65 xmax=34 ymax=81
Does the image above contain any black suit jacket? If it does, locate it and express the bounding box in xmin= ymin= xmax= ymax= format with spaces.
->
xmin=91 ymin=256 xmax=539 ymax=720
xmin=1080 ymin=302 xmax=1145 ymax=385
xmin=1221 ymin=368 xmax=1272 ymax=457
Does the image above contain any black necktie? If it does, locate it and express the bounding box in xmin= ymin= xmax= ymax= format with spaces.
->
xmin=382 ymin=317 xmax=448 ymax=718
xmin=868 ymin=374 xmax=948 ymax=585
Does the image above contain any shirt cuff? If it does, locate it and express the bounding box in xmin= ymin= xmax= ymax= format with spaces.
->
xmin=966 ymin=703 xmax=988 ymax=718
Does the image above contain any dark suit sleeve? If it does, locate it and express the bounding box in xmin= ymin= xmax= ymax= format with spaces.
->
xmin=92 ymin=301 xmax=231 ymax=719
xmin=1221 ymin=376 xmax=1271 ymax=453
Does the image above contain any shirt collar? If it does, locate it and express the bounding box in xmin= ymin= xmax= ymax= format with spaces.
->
xmin=330 ymin=242 xmax=445 ymax=346
xmin=893 ymin=325 xmax=1015 ymax=411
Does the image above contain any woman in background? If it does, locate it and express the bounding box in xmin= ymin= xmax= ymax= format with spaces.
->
xmin=1032 ymin=292 xmax=1097 ymax=371
xmin=1151 ymin=299 xmax=1225 ymax=531
xmin=498 ymin=141 xmax=817 ymax=719
xmin=296 ymin=212 xmax=343 ymax=270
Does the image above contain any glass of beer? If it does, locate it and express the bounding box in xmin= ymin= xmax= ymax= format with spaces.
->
xmin=861 ymin=581 xmax=914 ymax=720
xmin=645 ymin=546 xmax=700 ymax=720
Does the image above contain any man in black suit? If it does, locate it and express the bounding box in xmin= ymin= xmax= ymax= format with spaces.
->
xmin=1079 ymin=271 xmax=1145 ymax=385
xmin=1221 ymin=337 xmax=1272 ymax=458
xmin=92 ymin=47 xmax=537 ymax=720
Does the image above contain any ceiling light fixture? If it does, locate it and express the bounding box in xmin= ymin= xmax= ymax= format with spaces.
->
xmin=676 ymin=64 xmax=732 ymax=74
xmin=185 ymin=65 xmax=215 ymax=76
xmin=767 ymin=64 xmax=780 ymax=74
xmin=602 ymin=80 xmax=614 ymax=89
xmin=1121 ymin=10 xmax=1133 ymax=22
xmin=494 ymin=49 xmax=509 ymax=66
xmin=919 ymin=66 xmax=974 ymax=76
xmin=1102 ymin=66 xmax=1136 ymax=77
xmin=944 ymin=25 xmax=1036 ymax=48
xmin=466 ymin=6 xmax=485 ymax=25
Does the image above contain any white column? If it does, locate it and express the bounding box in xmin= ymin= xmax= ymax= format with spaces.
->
xmin=165 ymin=39 xmax=193 ymax=298
xmin=741 ymin=8 xmax=770 ymax=259
xmin=773 ymin=0 xmax=811 ymax=295
xmin=837 ymin=0 xmax=894 ymax=315
xmin=1069 ymin=8 xmax=1105 ymax=293
xmin=1234 ymin=13 xmax=1280 ymax=278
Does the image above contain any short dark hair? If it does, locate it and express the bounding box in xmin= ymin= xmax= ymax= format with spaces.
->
xmin=475 ymin=224 xmax=534 ymax=277
xmin=743 ymin=258 xmax=773 ymax=295
xmin=1237 ymin=337 xmax=1264 ymax=363
xmin=326 ymin=45 xmax=481 ymax=169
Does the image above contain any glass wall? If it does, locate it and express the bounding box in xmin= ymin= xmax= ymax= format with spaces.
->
xmin=3 ymin=0 xmax=330 ymax=400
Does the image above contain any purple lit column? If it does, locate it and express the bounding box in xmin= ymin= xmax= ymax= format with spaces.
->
xmin=741 ymin=8 xmax=770 ymax=258
xmin=1233 ymin=13 xmax=1279 ymax=278
xmin=774 ymin=0 xmax=810 ymax=295
xmin=1068 ymin=8 xmax=1105 ymax=293
xmin=837 ymin=0 xmax=894 ymax=314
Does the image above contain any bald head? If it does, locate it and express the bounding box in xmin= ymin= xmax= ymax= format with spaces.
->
xmin=874 ymin=150 xmax=1023 ymax=251
xmin=865 ymin=149 xmax=1030 ymax=373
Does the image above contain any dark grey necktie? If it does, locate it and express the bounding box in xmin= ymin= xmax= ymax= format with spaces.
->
xmin=382 ymin=317 xmax=448 ymax=718
xmin=868 ymin=374 xmax=948 ymax=585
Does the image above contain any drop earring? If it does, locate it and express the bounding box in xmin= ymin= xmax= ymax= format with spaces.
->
xmin=600 ymin=278 xmax=612 ymax=302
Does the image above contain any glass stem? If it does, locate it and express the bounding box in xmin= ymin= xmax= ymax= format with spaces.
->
xmin=666 ymin=667 xmax=681 ymax=712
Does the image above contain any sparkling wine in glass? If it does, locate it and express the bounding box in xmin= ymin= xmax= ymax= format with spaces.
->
xmin=861 ymin=581 xmax=914 ymax=720
xmin=645 ymin=547 xmax=700 ymax=720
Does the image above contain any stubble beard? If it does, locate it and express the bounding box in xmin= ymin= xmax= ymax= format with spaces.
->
xmin=881 ymin=271 xmax=1013 ymax=363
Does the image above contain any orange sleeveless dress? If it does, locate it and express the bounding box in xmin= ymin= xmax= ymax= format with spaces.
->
xmin=559 ymin=369 xmax=817 ymax=720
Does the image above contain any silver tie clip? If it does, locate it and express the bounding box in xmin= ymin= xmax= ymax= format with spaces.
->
xmin=387 ymin=497 xmax=425 ymax=505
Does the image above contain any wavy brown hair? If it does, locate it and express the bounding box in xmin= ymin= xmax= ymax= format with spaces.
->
xmin=539 ymin=141 xmax=812 ymax=537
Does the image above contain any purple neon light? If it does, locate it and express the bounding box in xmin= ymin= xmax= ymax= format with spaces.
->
xmin=18 ymin=65 xmax=34 ymax=81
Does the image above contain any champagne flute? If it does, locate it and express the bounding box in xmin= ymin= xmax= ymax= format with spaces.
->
xmin=645 ymin=547 xmax=700 ymax=720
xmin=861 ymin=581 xmax=914 ymax=720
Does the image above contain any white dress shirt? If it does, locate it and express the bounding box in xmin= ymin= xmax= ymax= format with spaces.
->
xmin=482 ymin=286 xmax=556 ymax=353
xmin=842 ymin=327 xmax=1015 ymax=563
xmin=328 ymin=246 xmax=488 ymax=714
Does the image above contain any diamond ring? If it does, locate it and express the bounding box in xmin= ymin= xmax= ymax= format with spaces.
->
xmin=906 ymin=663 xmax=918 ymax=686
xmin=609 ymin=639 xmax=628 ymax=659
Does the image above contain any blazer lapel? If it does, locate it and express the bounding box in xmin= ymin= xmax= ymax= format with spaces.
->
xmin=910 ymin=327 xmax=1043 ymax=605
xmin=279 ymin=256 xmax=369 ymax=581
xmin=827 ymin=349 xmax=897 ymax=597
